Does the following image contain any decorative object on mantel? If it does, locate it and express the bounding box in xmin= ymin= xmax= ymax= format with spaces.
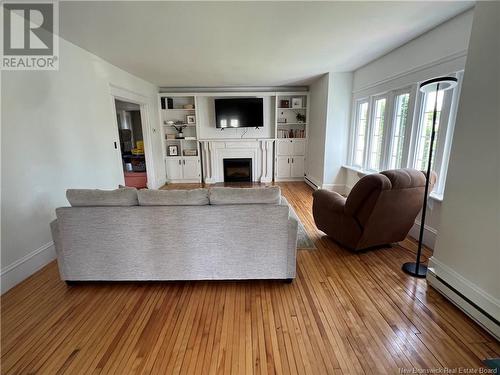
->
xmin=183 ymin=149 xmax=198 ymax=156
xmin=171 ymin=122 xmax=187 ymax=139
xmin=167 ymin=144 xmax=179 ymax=156
xmin=186 ymin=115 xmax=196 ymax=124
xmin=291 ymin=97 xmax=303 ymax=109
xmin=166 ymin=133 xmax=176 ymax=140
xmin=402 ymin=76 xmax=458 ymax=278
xmin=296 ymin=113 xmax=306 ymax=123
xmin=280 ymin=99 xmax=290 ymax=108
xmin=183 ymin=104 xmax=194 ymax=109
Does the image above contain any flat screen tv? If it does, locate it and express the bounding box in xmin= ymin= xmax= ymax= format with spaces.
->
xmin=215 ymin=98 xmax=263 ymax=128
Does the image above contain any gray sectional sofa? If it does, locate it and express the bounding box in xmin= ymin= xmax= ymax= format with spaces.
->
xmin=51 ymin=187 xmax=298 ymax=282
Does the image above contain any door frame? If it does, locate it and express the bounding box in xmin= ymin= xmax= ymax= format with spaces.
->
xmin=109 ymin=84 xmax=156 ymax=188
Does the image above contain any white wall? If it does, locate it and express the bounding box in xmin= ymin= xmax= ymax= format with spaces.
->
xmin=429 ymin=2 xmax=500 ymax=332
xmin=322 ymin=73 xmax=352 ymax=191
xmin=343 ymin=9 xmax=474 ymax=248
xmin=305 ymin=72 xmax=352 ymax=191
xmin=353 ymin=9 xmax=474 ymax=93
xmin=305 ymin=74 xmax=329 ymax=186
xmin=1 ymin=38 xmax=163 ymax=293
xmin=196 ymin=96 xmax=274 ymax=140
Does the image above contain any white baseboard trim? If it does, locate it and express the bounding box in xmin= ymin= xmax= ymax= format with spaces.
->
xmin=304 ymin=177 xmax=318 ymax=190
xmin=1 ymin=242 xmax=56 ymax=294
xmin=304 ymin=175 xmax=321 ymax=189
xmin=427 ymin=257 xmax=500 ymax=340
xmin=408 ymin=219 xmax=437 ymax=249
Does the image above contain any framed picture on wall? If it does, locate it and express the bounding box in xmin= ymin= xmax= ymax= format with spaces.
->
xmin=186 ymin=115 xmax=196 ymax=124
xmin=167 ymin=145 xmax=179 ymax=156
xmin=291 ymin=97 xmax=303 ymax=109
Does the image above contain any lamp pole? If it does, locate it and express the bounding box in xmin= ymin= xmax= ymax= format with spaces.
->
xmin=402 ymin=76 xmax=457 ymax=278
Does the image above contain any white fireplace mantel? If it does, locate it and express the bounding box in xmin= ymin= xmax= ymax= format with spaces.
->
xmin=200 ymin=139 xmax=274 ymax=183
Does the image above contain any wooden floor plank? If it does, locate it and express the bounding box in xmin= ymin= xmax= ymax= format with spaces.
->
xmin=1 ymin=182 xmax=498 ymax=375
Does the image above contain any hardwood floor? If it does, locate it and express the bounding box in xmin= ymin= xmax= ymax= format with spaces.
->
xmin=1 ymin=182 xmax=498 ymax=374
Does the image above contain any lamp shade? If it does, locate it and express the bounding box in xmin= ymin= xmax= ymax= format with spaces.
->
xmin=419 ymin=76 xmax=458 ymax=93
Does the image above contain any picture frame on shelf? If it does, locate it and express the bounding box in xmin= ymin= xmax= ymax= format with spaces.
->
xmin=280 ymin=99 xmax=290 ymax=108
xmin=291 ymin=97 xmax=303 ymax=109
xmin=167 ymin=145 xmax=179 ymax=156
xmin=186 ymin=115 xmax=196 ymax=124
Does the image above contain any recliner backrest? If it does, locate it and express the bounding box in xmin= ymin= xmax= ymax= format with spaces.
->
xmin=345 ymin=173 xmax=392 ymax=226
xmin=347 ymin=168 xmax=436 ymax=248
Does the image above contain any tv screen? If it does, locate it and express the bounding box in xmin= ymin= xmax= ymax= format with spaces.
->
xmin=215 ymin=98 xmax=263 ymax=128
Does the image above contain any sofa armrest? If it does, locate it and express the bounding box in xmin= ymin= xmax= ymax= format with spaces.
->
xmin=312 ymin=189 xmax=346 ymax=214
xmin=50 ymin=219 xmax=67 ymax=280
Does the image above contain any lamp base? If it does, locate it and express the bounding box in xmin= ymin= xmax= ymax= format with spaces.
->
xmin=402 ymin=262 xmax=428 ymax=278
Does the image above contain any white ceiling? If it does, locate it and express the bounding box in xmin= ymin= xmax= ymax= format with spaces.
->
xmin=60 ymin=1 xmax=474 ymax=87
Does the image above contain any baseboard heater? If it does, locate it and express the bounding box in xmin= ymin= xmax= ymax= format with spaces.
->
xmin=427 ymin=268 xmax=500 ymax=340
xmin=304 ymin=176 xmax=319 ymax=190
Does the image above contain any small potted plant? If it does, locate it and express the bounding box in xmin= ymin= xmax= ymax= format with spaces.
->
xmin=296 ymin=113 xmax=306 ymax=123
xmin=171 ymin=121 xmax=187 ymax=139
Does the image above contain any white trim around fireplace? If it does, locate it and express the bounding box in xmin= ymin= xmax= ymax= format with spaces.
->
xmin=200 ymin=139 xmax=274 ymax=183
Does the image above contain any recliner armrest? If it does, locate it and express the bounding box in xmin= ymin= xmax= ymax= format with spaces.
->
xmin=312 ymin=189 xmax=346 ymax=213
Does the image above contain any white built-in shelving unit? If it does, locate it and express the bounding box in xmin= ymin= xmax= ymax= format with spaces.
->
xmin=274 ymin=93 xmax=310 ymax=181
xmin=159 ymin=94 xmax=201 ymax=183
xmin=158 ymin=90 xmax=310 ymax=184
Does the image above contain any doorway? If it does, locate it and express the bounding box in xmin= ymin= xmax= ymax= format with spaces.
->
xmin=114 ymin=99 xmax=148 ymax=188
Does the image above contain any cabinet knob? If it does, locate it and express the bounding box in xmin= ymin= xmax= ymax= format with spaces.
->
xmin=178 ymin=160 xmax=181 ymax=165
xmin=287 ymin=158 xmax=290 ymax=164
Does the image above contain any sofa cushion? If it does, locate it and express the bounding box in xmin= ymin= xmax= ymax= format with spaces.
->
xmin=137 ymin=188 xmax=209 ymax=206
xmin=209 ymin=186 xmax=281 ymax=205
xmin=66 ymin=188 xmax=138 ymax=206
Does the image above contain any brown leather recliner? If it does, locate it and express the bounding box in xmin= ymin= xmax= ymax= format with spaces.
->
xmin=312 ymin=168 xmax=437 ymax=251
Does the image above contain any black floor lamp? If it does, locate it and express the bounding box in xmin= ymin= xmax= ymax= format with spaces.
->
xmin=402 ymin=76 xmax=457 ymax=278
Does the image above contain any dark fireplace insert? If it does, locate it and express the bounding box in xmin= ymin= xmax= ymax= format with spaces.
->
xmin=223 ymin=158 xmax=252 ymax=182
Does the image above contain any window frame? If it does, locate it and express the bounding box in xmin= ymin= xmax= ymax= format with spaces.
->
xmin=349 ymin=98 xmax=370 ymax=168
xmin=347 ymin=72 xmax=463 ymax=199
xmin=385 ymin=86 xmax=416 ymax=170
xmin=366 ymin=94 xmax=389 ymax=172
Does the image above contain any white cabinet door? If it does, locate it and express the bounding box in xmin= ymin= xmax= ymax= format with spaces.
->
xmin=182 ymin=158 xmax=200 ymax=180
xmin=290 ymin=156 xmax=305 ymax=178
xmin=292 ymin=139 xmax=306 ymax=156
xmin=277 ymin=140 xmax=292 ymax=155
xmin=166 ymin=157 xmax=183 ymax=180
xmin=276 ymin=156 xmax=291 ymax=178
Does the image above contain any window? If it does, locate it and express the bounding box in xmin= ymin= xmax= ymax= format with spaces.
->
xmin=368 ymin=97 xmax=386 ymax=170
xmin=352 ymin=101 xmax=369 ymax=167
xmin=348 ymin=73 xmax=461 ymax=197
xmin=388 ymin=93 xmax=410 ymax=169
xmin=414 ymin=90 xmax=444 ymax=171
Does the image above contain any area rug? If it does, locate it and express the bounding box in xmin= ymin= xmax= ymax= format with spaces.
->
xmin=288 ymin=203 xmax=316 ymax=250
